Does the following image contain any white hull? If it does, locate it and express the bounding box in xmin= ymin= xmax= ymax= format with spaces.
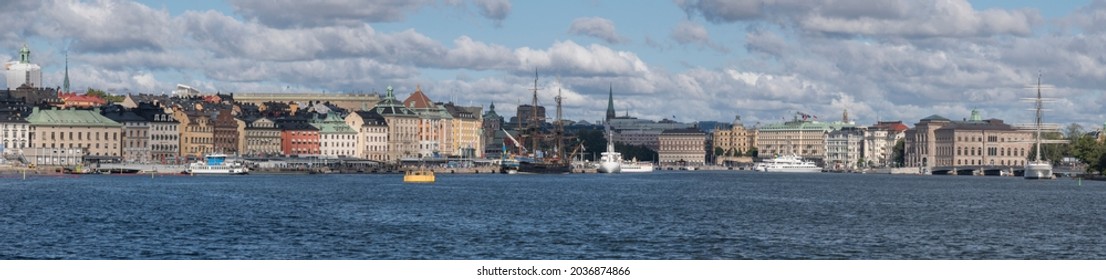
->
xmin=620 ymin=162 xmax=654 ymax=173
xmin=187 ymin=167 xmax=249 ymax=175
xmin=1024 ymin=162 xmax=1053 ymax=179
xmin=761 ymin=167 xmax=822 ymax=173
xmin=597 ymin=161 xmax=621 ymax=173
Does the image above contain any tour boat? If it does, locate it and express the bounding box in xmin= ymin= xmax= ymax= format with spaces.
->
xmin=754 ymin=154 xmax=821 ymax=173
xmin=619 ymin=159 xmax=654 ymax=173
xmin=184 ymin=153 xmax=249 ymax=175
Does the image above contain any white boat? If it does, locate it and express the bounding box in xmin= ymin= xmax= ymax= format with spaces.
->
xmin=754 ymin=154 xmax=821 ymax=173
xmin=596 ymin=130 xmax=622 ymax=173
xmin=185 ymin=153 xmax=249 ymax=175
xmin=620 ymin=159 xmax=654 ymax=173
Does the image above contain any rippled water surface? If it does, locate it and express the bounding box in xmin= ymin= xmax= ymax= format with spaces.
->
xmin=2 ymin=172 xmax=1105 ymax=259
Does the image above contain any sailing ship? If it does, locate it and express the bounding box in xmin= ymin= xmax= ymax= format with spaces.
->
xmin=514 ymin=72 xmax=571 ymax=174
xmin=1024 ymin=73 xmax=1054 ymax=180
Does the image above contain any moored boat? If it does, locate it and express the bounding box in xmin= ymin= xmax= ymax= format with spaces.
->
xmin=184 ymin=153 xmax=249 ymax=175
xmin=754 ymin=154 xmax=821 ymax=173
xmin=620 ymin=160 xmax=654 ymax=173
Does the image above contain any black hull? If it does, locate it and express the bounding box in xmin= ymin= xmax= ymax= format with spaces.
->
xmin=517 ymin=162 xmax=571 ymax=174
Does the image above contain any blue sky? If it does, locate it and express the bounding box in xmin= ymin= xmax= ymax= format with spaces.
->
xmin=3 ymin=0 xmax=1105 ymax=130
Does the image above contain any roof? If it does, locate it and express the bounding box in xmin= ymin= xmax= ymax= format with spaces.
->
xmin=353 ymin=110 xmax=388 ymax=126
xmin=310 ymin=114 xmax=356 ymax=134
xmin=371 ymin=86 xmax=418 ymax=117
xmin=871 ymin=121 xmax=909 ymax=132
xmin=26 ymin=108 xmax=122 ymax=127
xmin=920 ymin=114 xmax=950 ymax=122
xmin=936 ymin=119 xmax=1018 ymax=131
xmin=758 ymin=120 xmax=855 ymax=132
xmin=661 ymin=128 xmax=706 ymax=135
xmin=402 ymin=86 xmax=435 ymax=109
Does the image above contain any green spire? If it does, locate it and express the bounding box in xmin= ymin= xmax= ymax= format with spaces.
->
xmin=605 ymin=84 xmax=615 ymax=121
xmin=386 ymin=85 xmax=394 ymax=99
xmin=63 ymin=51 xmax=70 ymax=93
xmin=969 ymin=108 xmax=982 ymax=122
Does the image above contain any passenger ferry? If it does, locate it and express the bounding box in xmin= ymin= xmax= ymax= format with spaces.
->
xmin=184 ymin=153 xmax=249 ymax=175
xmin=619 ymin=160 xmax=654 ymax=173
xmin=754 ymin=154 xmax=821 ymax=173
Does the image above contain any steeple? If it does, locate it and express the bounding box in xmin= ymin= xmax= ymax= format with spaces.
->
xmin=63 ymin=51 xmax=70 ymax=93
xmin=385 ymin=85 xmax=394 ymax=100
xmin=605 ymin=84 xmax=615 ymax=122
xmin=19 ymin=44 xmax=30 ymax=63
xmin=488 ymin=102 xmax=496 ymax=113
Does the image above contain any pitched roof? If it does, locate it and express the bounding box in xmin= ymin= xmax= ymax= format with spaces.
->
xmin=920 ymin=114 xmax=950 ymax=122
xmin=353 ymin=110 xmax=388 ymax=126
xmin=402 ymin=86 xmax=435 ymax=109
xmin=26 ymin=108 xmax=122 ymax=127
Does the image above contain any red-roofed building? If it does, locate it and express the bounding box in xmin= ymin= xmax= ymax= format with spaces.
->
xmin=402 ymin=85 xmax=454 ymax=157
xmin=57 ymin=93 xmax=107 ymax=109
xmin=864 ymin=121 xmax=909 ymax=168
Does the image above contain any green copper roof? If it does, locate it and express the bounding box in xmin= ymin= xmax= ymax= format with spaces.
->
xmin=26 ymin=108 xmax=122 ymax=127
xmin=758 ymin=120 xmax=854 ymax=132
xmin=310 ymin=113 xmax=356 ymax=134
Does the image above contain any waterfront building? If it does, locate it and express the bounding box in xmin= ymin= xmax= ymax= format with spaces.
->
xmin=279 ymin=119 xmax=320 ymax=156
xmin=345 ymin=110 xmax=389 ymax=161
xmin=481 ymin=102 xmax=505 ymax=159
xmin=136 ymin=104 xmax=180 ymax=164
xmin=101 ymin=106 xmax=150 ymax=163
xmin=311 ymin=113 xmax=357 ymax=158
xmin=755 ymin=115 xmax=856 ymax=161
xmin=370 ymin=86 xmax=418 ymax=162
xmin=712 ymin=114 xmax=757 ymax=162
xmin=175 ymin=110 xmax=213 ymax=160
xmin=25 ymin=107 xmax=122 ymax=163
xmin=444 ymin=103 xmax=482 ymax=158
xmin=609 ymin=117 xmax=693 ymax=151
xmin=242 ymin=116 xmax=281 ymax=157
xmin=5 ymin=45 xmax=42 ymax=89
xmin=825 ymin=127 xmax=866 ymax=171
xmin=658 ymin=128 xmax=706 ymax=166
xmin=905 ymin=110 xmax=1033 ymax=172
xmin=403 ymin=86 xmax=453 ymax=158
xmin=212 ymin=109 xmax=239 ymax=155
xmin=0 ymin=103 xmax=30 ymax=156
xmin=864 ymin=121 xmax=908 ymax=167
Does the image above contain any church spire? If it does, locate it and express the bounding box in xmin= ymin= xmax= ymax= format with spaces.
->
xmin=19 ymin=44 xmax=30 ymax=63
xmin=63 ymin=51 xmax=70 ymax=93
xmin=605 ymin=83 xmax=615 ymax=122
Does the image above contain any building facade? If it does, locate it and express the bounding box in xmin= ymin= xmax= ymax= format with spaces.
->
xmin=712 ymin=115 xmax=757 ymax=156
xmin=139 ymin=107 xmax=179 ymax=164
xmin=864 ymin=121 xmax=908 ymax=167
xmin=756 ymin=118 xmax=855 ymax=160
xmin=658 ymin=128 xmax=706 ymax=165
xmin=212 ymin=109 xmax=239 ymax=154
xmin=25 ymin=108 xmax=123 ymax=163
xmin=176 ymin=110 xmax=213 ymax=160
xmin=372 ymin=86 xmax=419 ymax=162
xmin=825 ymin=127 xmax=866 ymax=171
xmin=102 ymin=108 xmax=150 ymax=163
xmin=243 ymin=117 xmax=282 ymax=156
xmin=279 ymin=121 xmax=320 ymax=156
xmin=312 ymin=113 xmax=358 ymax=158
xmin=445 ymin=103 xmax=482 ymax=158
xmin=346 ymin=110 xmax=389 ymax=161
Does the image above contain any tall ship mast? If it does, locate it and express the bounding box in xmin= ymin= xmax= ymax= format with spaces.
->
xmin=1024 ymin=72 xmax=1054 ymax=179
xmin=515 ymin=72 xmax=571 ymax=174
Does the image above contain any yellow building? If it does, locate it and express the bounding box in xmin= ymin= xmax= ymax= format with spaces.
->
xmin=174 ymin=109 xmax=214 ymax=160
xmin=712 ymin=115 xmax=757 ymax=159
xmin=25 ymin=107 xmax=122 ymax=164
xmin=445 ymin=103 xmax=483 ymax=158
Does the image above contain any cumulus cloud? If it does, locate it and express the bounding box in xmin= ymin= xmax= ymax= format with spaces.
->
xmin=679 ymin=0 xmax=1041 ymax=38
xmin=228 ymin=0 xmax=436 ymax=28
xmin=472 ymin=0 xmax=511 ymax=24
xmin=568 ymin=17 xmax=628 ymax=44
xmin=670 ymin=21 xmax=728 ymax=53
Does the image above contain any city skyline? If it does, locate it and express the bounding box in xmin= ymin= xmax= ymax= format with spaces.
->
xmin=2 ymin=0 xmax=1105 ymax=128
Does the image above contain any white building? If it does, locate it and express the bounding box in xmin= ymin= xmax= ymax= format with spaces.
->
xmin=864 ymin=121 xmax=908 ymax=167
xmin=346 ymin=110 xmax=390 ymax=161
xmin=5 ymin=45 xmax=42 ymax=89
xmin=825 ymin=127 xmax=866 ymax=171
xmin=312 ymin=113 xmax=358 ymax=158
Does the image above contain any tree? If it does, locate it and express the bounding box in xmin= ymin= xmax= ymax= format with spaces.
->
xmin=1064 ymin=123 xmax=1085 ymax=140
xmin=714 ymin=147 xmax=725 ymax=156
xmin=746 ymin=147 xmax=758 ymax=158
xmin=892 ymin=138 xmax=906 ymax=167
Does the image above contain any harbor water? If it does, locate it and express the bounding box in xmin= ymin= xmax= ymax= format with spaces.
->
xmin=1 ymin=172 xmax=1104 ymax=259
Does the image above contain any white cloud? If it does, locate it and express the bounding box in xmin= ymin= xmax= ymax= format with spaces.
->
xmin=227 ymin=0 xmax=437 ymax=28
xmin=670 ymin=21 xmax=728 ymax=53
xmin=568 ymin=17 xmax=629 ymax=44
xmin=472 ymin=0 xmax=511 ymax=25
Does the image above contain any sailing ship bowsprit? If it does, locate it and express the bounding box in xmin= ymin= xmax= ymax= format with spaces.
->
xmin=515 ymin=73 xmax=572 ymax=174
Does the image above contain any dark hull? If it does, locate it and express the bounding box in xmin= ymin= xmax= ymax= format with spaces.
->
xmin=517 ymin=161 xmax=571 ymax=174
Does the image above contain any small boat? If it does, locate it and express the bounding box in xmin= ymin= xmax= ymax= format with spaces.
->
xmin=754 ymin=154 xmax=821 ymax=173
xmin=184 ymin=153 xmax=249 ymax=175
xmin=499 ymin=158 xmax=520 ymax=174
xmin=404 ymin=169 xmax=436 ymax=183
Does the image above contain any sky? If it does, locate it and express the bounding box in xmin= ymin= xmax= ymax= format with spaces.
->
xmin=2 ymin=0 xmax=1105 ymax=129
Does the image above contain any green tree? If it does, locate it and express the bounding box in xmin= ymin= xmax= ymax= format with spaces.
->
xmin=746 ymin=147 xmax=758 ymax=158
xmin=892 ymin=138 xmax=906 ymax=167
xmin=714 ymin=147 xmax=724 ymax=156
xmin=1064 ymin=123 xmax=1085 ymax=140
